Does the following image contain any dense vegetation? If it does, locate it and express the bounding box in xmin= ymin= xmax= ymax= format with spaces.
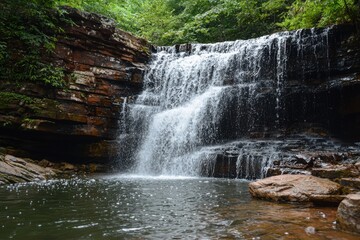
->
xmin=57 ymin=0 xmax=360 ymax=45
xmin=0 ymin=0 xmax=66 ymax=87
xmin=0 ymin=0 xmax=359 ymax=86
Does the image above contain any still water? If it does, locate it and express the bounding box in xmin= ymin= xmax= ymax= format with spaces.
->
xmin=0 ymin=176 xmax=359 ymax=239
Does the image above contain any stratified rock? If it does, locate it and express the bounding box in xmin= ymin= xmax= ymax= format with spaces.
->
xmin=337 ymin=193 xmax=360 ymax=233
xmin=356 ymin=161 xmax=360 ymax=172
xmin=0 ymin=154 xmax=56 ymax=184
xmin=249 ymin=174 xmax=342 ymax=202
xmin=312 ymin=165 xmax=359 ymax=179
xmin=310 ymin=194 xmax=346 ymax=206
xmin=339 ymin=178 xmax=360 ymax=190
xmin=0 ymin=7 xmax=151 ymax=163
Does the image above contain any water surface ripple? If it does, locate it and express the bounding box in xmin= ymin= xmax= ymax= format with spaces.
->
xmin=0 ymin=176 xmax=358 ymax=239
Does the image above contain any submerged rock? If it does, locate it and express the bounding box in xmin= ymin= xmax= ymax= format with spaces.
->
xmin=337 ymin=193 xmax=360 ymax=233
xmin=305 ymin=226 xmax=316 ymax=235
xmin=249 ymin=174 xmax=342 ymax=202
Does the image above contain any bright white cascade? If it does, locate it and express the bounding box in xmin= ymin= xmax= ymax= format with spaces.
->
xmin=124 ymin=29 xmax=330 ymax=177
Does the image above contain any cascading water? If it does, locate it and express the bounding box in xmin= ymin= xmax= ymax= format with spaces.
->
xmin=121 ymin=28 xmax=335 ymax=178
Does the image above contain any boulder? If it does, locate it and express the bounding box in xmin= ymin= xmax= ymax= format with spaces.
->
xmin=249 ymin=174 xmax=342 ymax=202
xmin=0 ymin=153 xmax=109 ymax=184
xmin=0 ymin=154 xmax=56 ymax=184
xmin=337 ymin=193 xmax=360 ymax=233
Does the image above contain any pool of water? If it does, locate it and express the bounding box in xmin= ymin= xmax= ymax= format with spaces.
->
xmin=0 ymin=175 xmax=359 ymax=239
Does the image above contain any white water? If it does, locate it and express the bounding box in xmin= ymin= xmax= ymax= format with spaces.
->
xmin=122 ymin=28 xmax=331 ymax=178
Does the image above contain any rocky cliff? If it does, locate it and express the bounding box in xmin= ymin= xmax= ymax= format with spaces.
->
xmin=201 ymin=25 xmax=360 ymax=179
xmin=1 ymin=7 xmax=359 ymax=175
xmin=156 ymin=25 xmax=360 ymax=179
xmin=0 ymin=7 xmax=150 ymax=163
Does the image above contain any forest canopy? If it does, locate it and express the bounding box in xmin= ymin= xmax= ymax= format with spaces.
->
xmin=54 ymin=0 xmax=360 ymax=45
xmin=0 ymin=0 xmax=358 ymax=87
xmin=1 ymin=0 xmax=359 ymax=46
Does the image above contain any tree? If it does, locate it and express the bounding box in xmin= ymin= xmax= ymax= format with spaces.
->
xmin=0 ymin=0 xmax=65 ymax=87
xmin=280 ymin=0 xmax=359 ymax=30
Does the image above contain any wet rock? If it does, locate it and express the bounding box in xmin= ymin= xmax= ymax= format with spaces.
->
xmin=337 ymin=193 xmax=360 ymax=233
xmin=305 ymin=226 xmax=316 ymax=235
xmin=89 ymin=163 xmax=107 ymax=173
xmin=59 ymin=162 xmax=76 ymax=171
xmin=203 ymin=136 xmax=360 ymax=180
xmin=266 ymin=168 xmax=282 ymax=177
xmin=339 ymin=177 xmax=360 ymax=190
xmin=312 ymin=164 xmax=359 ymax=179
xmin=0 ymin=153 xmax=110 ymax=185
xmin=249 ymin=174 xmax=342 ymax=202
xmin=38 ymin=159 xmax=52 ymax=168
xmin=356 ymin=161 xmax=360 ymax=171
xmin=310 ymin=194 xmax=347 ymax=206
xmin=294 ymin=154 xmax=313 ymax=165
xmin=0 ymin=154 xmax=56 ymax=184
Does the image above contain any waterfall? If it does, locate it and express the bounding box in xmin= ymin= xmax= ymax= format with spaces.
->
xmin=121 ymin=28 xmax=332 ymax=178
xmin=120 ymin=97 xmax=127 ymax=134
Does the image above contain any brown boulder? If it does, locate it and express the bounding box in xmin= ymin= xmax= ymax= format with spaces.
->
xmin=249 ymin=174 xmax=342 ymax=202
xmin=337 ymin=193 xmax=360 ymax=233
xmin=0 ymin=154 xmax=56 ymax=184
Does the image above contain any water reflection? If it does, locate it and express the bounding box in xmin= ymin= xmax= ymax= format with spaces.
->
xmin=0 ymin=176 xmax=359 ymax=239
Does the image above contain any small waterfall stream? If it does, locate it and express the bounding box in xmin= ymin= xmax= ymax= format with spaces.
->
xmin=121 ymin=28 xmax=336 ymax=178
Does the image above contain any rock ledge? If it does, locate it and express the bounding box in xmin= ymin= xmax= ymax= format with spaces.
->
xmin=249 ymin=174 xmax=342 ymax=202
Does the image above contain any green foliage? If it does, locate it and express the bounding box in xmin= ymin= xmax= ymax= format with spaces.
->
xmin=0 ymin=92 xmax=35 ymax=105
xmin=0 ymin=0 xmax=66 ymax=88
xmin=280 ymin=0 xmax=360 ymax=30
xmin=46 ymin=0 xmax=359 ymax=45
xmin=56 ymin=0 xmax=140 ymax=33
xmin=131 ymin=0 xmax=296 ymax=44
xmin=1 ymin=0 xmax=359 ymax=55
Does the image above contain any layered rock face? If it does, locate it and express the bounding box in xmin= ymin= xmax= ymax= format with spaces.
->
xmin=125 ymin=24 xmax=360 ymax=177
xmin=197 ymin=25 xmax=360 ymax=179
xmin=0 ymin=7 xmax=150 ymax=163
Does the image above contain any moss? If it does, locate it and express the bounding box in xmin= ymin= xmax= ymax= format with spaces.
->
xmin=22 ymin=118 xmax=36 ymax=124
xmin=140 ymin=45 xmax=151 ymax=56
xmin=0 ymin=91 xmax=59 ymax=119
xmin=32 ymin=98 xmax=60 ymax=115
xmin=0 ymin=92 xmax=34 ymax=105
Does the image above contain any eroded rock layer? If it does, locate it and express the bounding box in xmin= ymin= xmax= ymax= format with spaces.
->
xmin=0 ymin=7 xmax=150 ymax=163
